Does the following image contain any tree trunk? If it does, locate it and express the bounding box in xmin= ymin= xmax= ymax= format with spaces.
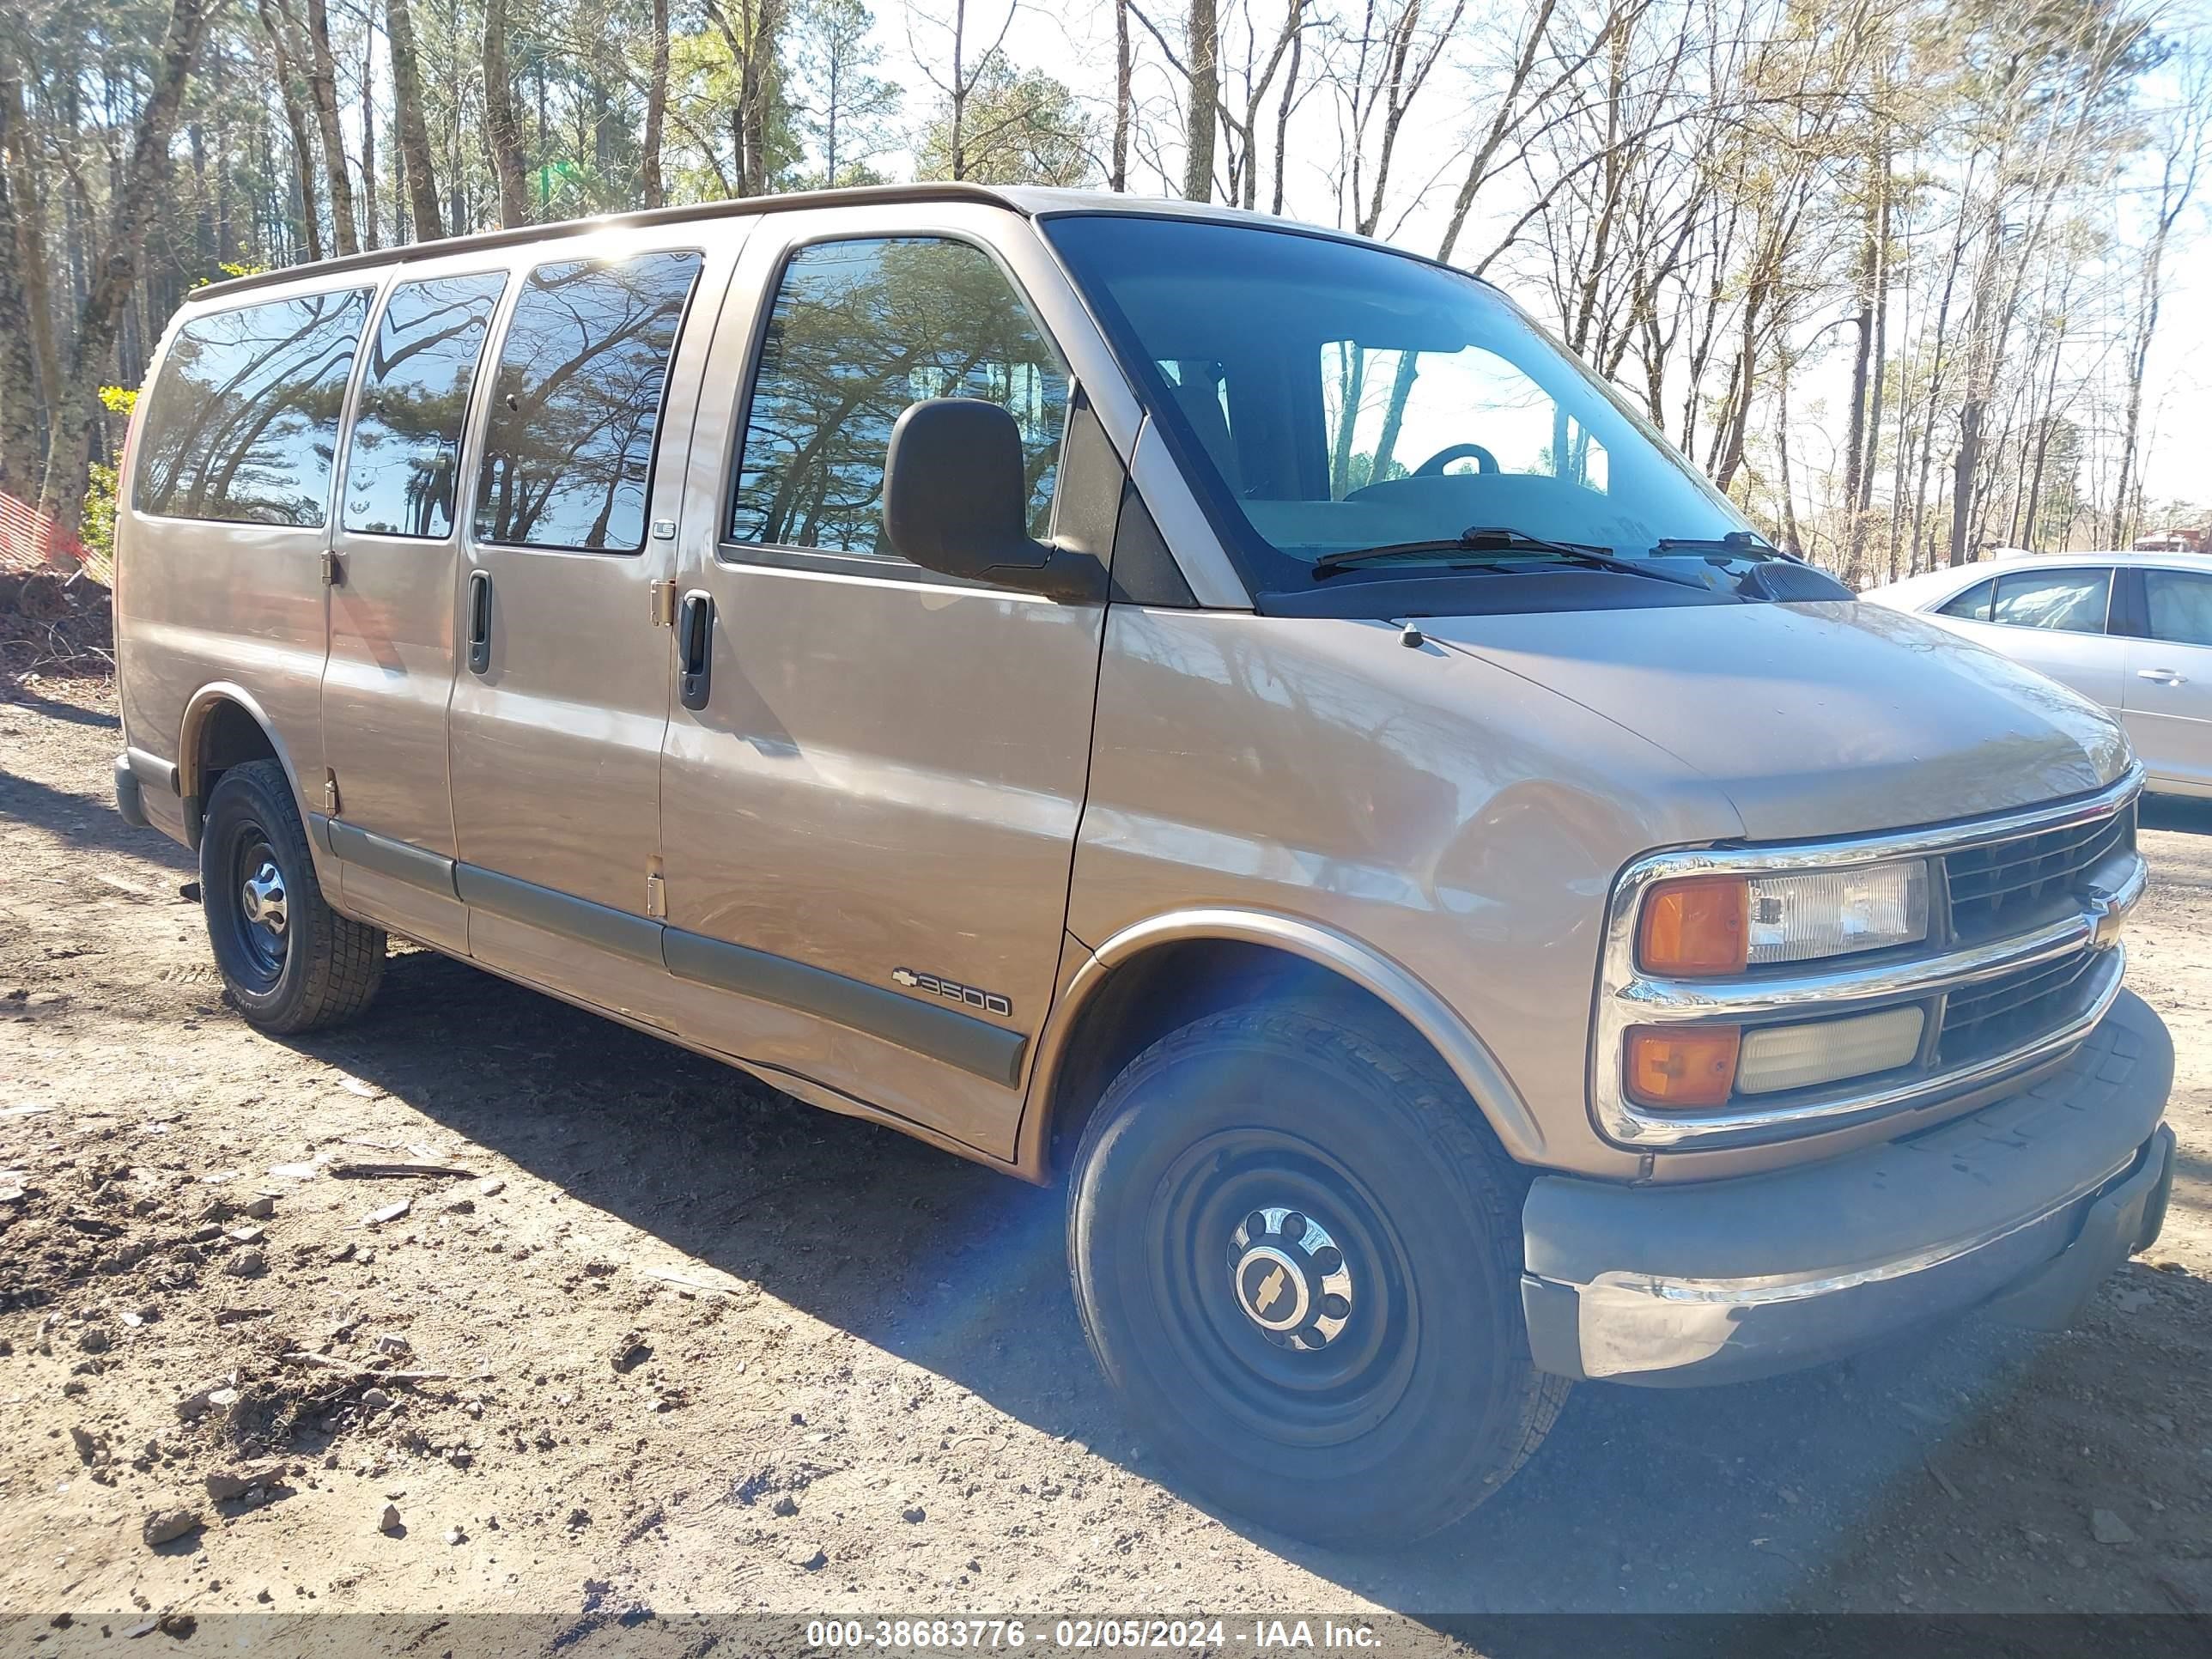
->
xmin=483 ymin=0 xmax=530 ymax=225
xmin=2 ymin=65 xmax=59 ymax=441
xmin=35 ymin=0 xmax=217 ymax=541
xmin=1111 ymin=0 xmax=1130 ymax=191
xmin=1840 ymin=179 xmax=1875 ymax=586
xmin=358 ymin=28 xmax=379 ymax=250
xmin=1774 ymin=356 xmax=1803 ymax=561
xmin=1948 ymin=397 xmax=1982 ymax=568
xmin=301 ymin=0 xmax=359 ymax=256
xmin=1183 ymin=0 xmax=1217 ymax=202
xmin=1271 ymin=21 xmax=1300 ymax=216
xmin=387 ymin=0 xmax=441 ymax=239
xmin=642 ymin=0 xmax=668 ymax=208
xmin=258 ymin=0 xmax=325 ymax=261
xmin=0 ymin=80 xmax=43 ymax=495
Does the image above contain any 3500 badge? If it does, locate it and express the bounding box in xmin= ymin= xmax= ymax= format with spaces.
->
xmin=892 ymin=968 xmax=1013 ymax=1019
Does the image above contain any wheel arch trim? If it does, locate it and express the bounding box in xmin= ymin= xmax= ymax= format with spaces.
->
xmin=1016 ymin=907 xmax=1545 ymax=1179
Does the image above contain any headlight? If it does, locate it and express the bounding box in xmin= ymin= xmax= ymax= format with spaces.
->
xmin=1638 ymin=860 xmax=1929 ymax=975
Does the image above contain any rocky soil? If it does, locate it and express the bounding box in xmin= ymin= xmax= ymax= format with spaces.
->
xmin=2 ymin=677 xmax=2209 ymax=1650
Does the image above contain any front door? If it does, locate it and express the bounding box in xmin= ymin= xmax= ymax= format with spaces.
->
xmin=447 ymin=234 xmax=726 ymax=1005
xmin=1959 ymin=564 xmax=2124 ymax=713
xmin=655 ymin=210 xmax=1109 ymax=1156
xmin=2119 ymin=565 xmax=2212 ymax=793
xmin=321 ymin=260 xmax=510 ymax=953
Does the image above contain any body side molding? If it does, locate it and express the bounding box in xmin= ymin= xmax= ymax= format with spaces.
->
xmin=454 ymin=863 xmax=664 ymax=967
xmin=309 ymin=820 xmax=1033 ymax=1087
xmin=331 ymin=819 xmax=460 ymax=897
xmin=662 ymin=931 xmax=1027 ymax=1088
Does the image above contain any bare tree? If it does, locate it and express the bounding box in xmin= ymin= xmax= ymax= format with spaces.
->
xmin=2109 ymin=52 xmax=2206 ymax=546
xmin=256 ymin=0 xmax=327 ymax=259
xmin=300 ymin=0 xmax=360 ymax=254
xmin=1183 ymin=0 xmax=1217 ymax=198
xmin=642 ymin=0 xmax=669 ymax=206
xmin=484 ymin=0 xmax=532 ymax=224
xmin=36 ymin=0 xmax=221 ymax=539
xmin=387 ymin=0 xmax=442 ymax=238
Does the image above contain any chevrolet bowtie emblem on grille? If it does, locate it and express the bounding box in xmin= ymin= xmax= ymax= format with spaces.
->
xmin=890 ymin=968 xmax=1012 ymax=1018
xmin=1253 ymin=1264 xmax=1288 ymax=1316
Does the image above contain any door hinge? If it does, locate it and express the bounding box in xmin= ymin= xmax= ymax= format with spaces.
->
xmin=323 ymin=769 xmax=340 ymax=814
xmin=648 ymin=580 xmax=677 ymax=627
xmin=644 ymin=872 xmax=666 ymax=920
xmin=321 ymin=550 xmax=343 ymax=587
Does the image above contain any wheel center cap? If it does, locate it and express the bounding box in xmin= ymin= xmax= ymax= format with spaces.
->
xmin=1228 ymin=1207 xmax=1354 ymax=1350
xmin=1233 ymin=1243 xmax=1310 ymax=1333
xmin=241 ymin=862 xmax=288 ymax=936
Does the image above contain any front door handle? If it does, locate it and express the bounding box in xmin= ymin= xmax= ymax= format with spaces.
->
xmin=466 ymin=570 xmax=493 ymax=673
xmin=677 ymin=590 xmax=713 ymax=710
xmin=2136 ymin=667 xmax=2187 ymax=685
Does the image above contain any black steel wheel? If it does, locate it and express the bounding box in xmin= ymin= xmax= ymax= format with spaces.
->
xmin=1067 ymin=1000 xmax=1568 ymax=1546
xmin=198 ymin=759 xmax=385 ymax=1033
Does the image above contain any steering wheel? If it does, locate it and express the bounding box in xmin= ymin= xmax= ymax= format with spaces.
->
xmin=1413 ymin=443 xmax=1499 ymax=477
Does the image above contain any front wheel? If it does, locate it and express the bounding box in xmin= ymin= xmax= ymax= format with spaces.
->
xmin=1066 ymin=1003 xmax=1566 ymax=1546
xmin=199 ymin=759 xmax=385 ymax=1034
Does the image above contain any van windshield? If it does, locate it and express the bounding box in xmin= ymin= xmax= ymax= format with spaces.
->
xmin=1042 ymin=214 xmax=1763 ymax=601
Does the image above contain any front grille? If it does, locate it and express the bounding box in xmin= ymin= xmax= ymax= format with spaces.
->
xmin=1936 ymin=948 xmax=2101 ymax=1066
xmin=1944 ymin=804 xmax=2134 ymax=944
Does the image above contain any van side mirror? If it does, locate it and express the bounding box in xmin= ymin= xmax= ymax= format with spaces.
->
xmin=882 ymin=398 xmax=1102 ymax=602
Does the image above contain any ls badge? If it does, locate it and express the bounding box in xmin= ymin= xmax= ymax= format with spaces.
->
xmin=892 ymin=968 xmax=1012 ymax=1019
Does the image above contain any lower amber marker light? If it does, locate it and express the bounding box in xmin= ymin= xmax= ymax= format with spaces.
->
xmin=1624 ymin=1025 xmax=1741 ymax=1109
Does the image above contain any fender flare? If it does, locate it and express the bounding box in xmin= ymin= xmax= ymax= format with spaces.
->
xmin=1016 ymin=907 xmax=1546 ymax=1178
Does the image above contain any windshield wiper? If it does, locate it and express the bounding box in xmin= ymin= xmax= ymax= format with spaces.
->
xmin=1649 ymin=531 xmax=1795 ymax=562
xmin=1314 ymin=526 xmax=1711 ymax=590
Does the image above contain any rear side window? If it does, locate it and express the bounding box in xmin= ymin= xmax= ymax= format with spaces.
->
xmin=474 ymin=252 xmax=703 ymax=552
xmin=1936 ymin=579 xmax=1993 ymax=622
xmin=133 ymin=288 xmax=373 ymax=526
xmin=2142 ymin=569 xmax=2212 ymax=647
xmin=1990 ymin=568 xmax=2109 ymax=634
xmin=344 ymin=271 xmax=509 ymax=538
xmin=729 ymin=237 xmax=1068 ymax=556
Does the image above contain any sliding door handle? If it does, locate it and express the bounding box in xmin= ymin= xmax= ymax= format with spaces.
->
xmin=466 ymin=570 xmax=493 ymax=674
xmin=677 ymin=590 xmax=713 ymax=710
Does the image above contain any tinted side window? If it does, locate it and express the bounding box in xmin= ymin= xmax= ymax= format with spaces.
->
xmin=1936 ymin=579 xmax=1994 ymax=621
xmin=134 ymin=289 xmax=373 ymax=526
xmin=2142 ymin=569 xmax=2212 ymax=647
xmin=1990 ymin=568 xmax=2109 ymax=633
xmin=344 ymin=272 xmax=508 ymax=538
xmin=475 ymin=252 xmax=703 ymax=552
xmin=730 ymin=238 xmax=1068 ymax=556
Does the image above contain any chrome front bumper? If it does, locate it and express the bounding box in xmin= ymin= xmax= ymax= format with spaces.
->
xmin=1522 ymin=988 xmax=2174 ymax=1387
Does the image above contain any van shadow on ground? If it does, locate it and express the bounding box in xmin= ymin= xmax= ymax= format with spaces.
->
xmin=282 ymin=944 xmax=2203 ymax=1632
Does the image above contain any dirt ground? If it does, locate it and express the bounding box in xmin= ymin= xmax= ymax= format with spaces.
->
xmin=3 ymin=674 xmax=2210 ymax=1645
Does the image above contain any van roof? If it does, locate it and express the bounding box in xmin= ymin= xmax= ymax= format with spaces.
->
xmin=183 ymin=184 xmax=1412 ymax=305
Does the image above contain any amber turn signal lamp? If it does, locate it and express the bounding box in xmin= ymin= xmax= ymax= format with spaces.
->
xmin=1625 ymin=1025 xmax=1741 ymax=1109
xmin=1638 ymin=875 xmax=1749 ymax=975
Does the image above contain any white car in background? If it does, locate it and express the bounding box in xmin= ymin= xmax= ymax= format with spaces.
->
xmin=1863 ymin=551 xmax=2212 ymax=799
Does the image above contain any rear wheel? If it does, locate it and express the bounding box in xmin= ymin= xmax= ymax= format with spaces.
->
xmin=1067 ymin=1002 xmax=1566 ymax=1545
xmin=199 ymin=759 xmax=384 ymax=1034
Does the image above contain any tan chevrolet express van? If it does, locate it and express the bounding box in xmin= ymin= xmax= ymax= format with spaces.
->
xmin=110 ymin=185 xmax=2174 ymax=1544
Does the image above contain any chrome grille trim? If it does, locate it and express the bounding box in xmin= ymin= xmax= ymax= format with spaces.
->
xmin=1592 ymin=766 xmax=2145 ymax=1151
